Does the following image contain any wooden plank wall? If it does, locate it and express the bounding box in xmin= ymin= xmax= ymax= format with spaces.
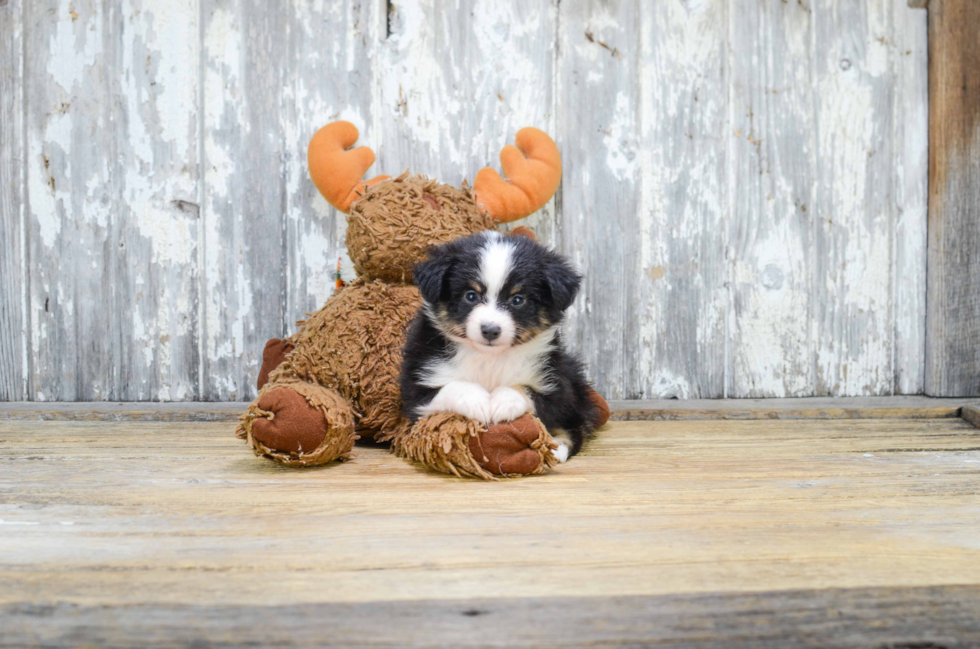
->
xmin=925 ymin=0 xmax=980 ymax=397
xmin=0 ymin=0 xmax=26 ymax=401
xmin=0 ymin=0 xmax=935 ymax=401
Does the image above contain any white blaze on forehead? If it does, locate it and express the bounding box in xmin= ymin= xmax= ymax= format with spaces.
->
xmin=467 ymin=234 xmax=517 ymax=349
xmin=479 ymin=234 xmax=514 ymax=303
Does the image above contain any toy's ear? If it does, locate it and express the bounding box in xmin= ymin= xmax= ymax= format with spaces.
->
xmin=413 ymin=249 xmax=456 ymax=304
xmin=308 ymin=121 xmax=391 ymax=213
xmin=474 ymin=128 xmax=562 ymax=224
xmin=543 ymin=256 xmax=581 ymax=312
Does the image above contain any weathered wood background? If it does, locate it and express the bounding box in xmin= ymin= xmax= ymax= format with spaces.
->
xmin=0 ymin=0 xmax=932 ymax=401
xmin=925 ymin=0 xmax=980 ymax=398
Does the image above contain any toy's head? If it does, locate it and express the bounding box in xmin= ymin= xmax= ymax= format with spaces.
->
xmin=308 ymin=121 xmax=562 ymax=283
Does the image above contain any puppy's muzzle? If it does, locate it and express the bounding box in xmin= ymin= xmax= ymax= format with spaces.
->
xmin=480 ymin=323 xmax=502 ymax=343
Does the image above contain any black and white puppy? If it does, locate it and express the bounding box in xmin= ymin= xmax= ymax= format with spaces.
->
xmin=400 ymin=231 xmax=602 ymax=462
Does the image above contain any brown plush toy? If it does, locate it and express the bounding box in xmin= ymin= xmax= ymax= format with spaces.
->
xmin=236 ymin=121 xmax=609 ymax=478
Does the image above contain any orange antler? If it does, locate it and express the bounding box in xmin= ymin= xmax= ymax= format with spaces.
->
xmin=473 ymin=127 xmax=562 ymax=223
xmin=308 ymin=121 xmax=390 ymax=213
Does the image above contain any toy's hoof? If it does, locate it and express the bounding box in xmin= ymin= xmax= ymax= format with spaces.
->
xmin=469 ymin=414 xmax=553 ymax=475
xmin=587 ymin=386 xmax=611 ymax=427
xmin=258 ymin=339 xmax=294 ymax=390
xmin=251 ymin=387 xmax=326 ymax=454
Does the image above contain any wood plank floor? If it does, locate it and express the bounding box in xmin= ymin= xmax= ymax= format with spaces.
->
xmin=2 ymin=415 xmax=980 ymax=647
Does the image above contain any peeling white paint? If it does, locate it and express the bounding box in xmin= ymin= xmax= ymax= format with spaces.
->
xmin=13 ymin=0 xmax=929 ymax=401
xmin=603 ymin=92 xmax=637 ymax=181
xmin=29 ymin=115 xmax=73 ymax=248
xmin=147 ymin=0 xmax=199 ymax=151
xmin=46 ymin=2 xmax=102 ymax=94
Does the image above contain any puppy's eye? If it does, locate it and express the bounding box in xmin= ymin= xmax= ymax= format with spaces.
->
xmin=464 ymin=290 xmax=479 ymax=304
xmin=511 ymin=294 xmax=525 ymax=307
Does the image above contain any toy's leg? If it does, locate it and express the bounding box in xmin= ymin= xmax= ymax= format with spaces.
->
xmin=388 ymin=412 xmax=557 ymax=480
xmin=586 ymin=386 xmax=611 ymax=427
xmin=257 ymin=338 xmax=294 ymax=390
xmin=237 ymin=381 xmax=356 ymax=467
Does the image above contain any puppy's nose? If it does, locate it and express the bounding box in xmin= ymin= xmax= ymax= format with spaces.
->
xmin=480 ymin=323 xmax=501 ymax=343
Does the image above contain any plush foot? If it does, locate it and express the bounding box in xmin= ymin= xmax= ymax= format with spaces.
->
xmin=257 ymin=338 xmax=294 ymax=390
xmin=469 ymin=414 xmax=556 ymax=476
xmin=239 ymin=383 xmax=356 ymax=466
xmin=250 ymin=387 xmax=328 ymax=454
xmin=391 ymin=412 xmax=556 ymax=479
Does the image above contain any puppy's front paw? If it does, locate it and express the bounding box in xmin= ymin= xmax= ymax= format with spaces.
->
xmin=550 ymin=432 xmax=572 ymax=463
xmin=552 ymin=442 xmax=570 ymax=463
xmin=489 ymin=386 xmax=532 ymax=423
xmin=452 ymin=389 xmax=493 ymax=424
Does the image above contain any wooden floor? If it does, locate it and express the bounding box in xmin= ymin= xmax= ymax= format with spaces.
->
xmin=2 ymin=404 xmax=980 ymax=647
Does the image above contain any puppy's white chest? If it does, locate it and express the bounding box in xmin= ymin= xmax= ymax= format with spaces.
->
xmin=421 ymin=337 xmax=554 ymax=393
xmin=447 ymin=349 xmax=536 ymax=391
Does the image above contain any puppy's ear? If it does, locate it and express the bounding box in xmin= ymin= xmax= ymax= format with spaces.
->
xmin=544 ymin=257 xmax=581 ymax=312
xmin=413 ymin=249 xmax=455 ymax=304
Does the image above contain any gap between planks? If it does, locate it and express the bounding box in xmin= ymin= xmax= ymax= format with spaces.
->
xmin=1 ymin=397 xmax=979 ymax=425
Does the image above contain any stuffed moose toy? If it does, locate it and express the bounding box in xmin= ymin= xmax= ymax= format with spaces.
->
xmin=236 ymin=121 xmax=609 ymax=478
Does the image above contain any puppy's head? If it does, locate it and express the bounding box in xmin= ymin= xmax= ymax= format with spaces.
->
xmin=413 ymin=231 xmax=581 ymax=353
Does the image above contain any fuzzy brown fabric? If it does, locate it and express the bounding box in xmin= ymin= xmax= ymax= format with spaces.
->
xmin=507 ymin=225 xmax=537 ymax=241
xmin=258 ymin=339 xmax=294 ymax=390
xmin=469 ymin=414 xmax=558 ymax=476
xmin=239 ymin=163 xmax=598 ymax=477
xmin=249 ymin=387 xmax=330 ymax=453
xmin=391 ymin=412 xmax=556 ymax=480
xmin=392 ymin=413 xmax=496 ymax=480
xmin=237 ymin=381 xmax=356 ymax=467
xmin=267 ymin=280 xmax=421 ymax=440
xmin=587 ymin=387 xmax=611 ymax=427
xmin=347 ymin=173 xmax=494 ymax=283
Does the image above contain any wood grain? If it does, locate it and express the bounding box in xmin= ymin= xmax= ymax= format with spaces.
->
xmin=113 ymin=0 xmax=202 ymax=400
xmin=0 ymin=403 xmax=242 ymax=421
xmin=3 ymin=0 xmax=936 ymax=400
xmin=925 ymin=0 xmax=980 ymax=397
xmin=608 ymin=398 xmax=977 ymax=422
xmin=3 ymin=586 xmax=979 ymax=647
xmin=893 ymin=0 xmax=929 ymax=394
xmin=609 ymin=405 xmax=964 ymax=421
xmin=811 ymin=0 xmax=894 ymax=395
xmin=558 ymin=0 xmax=641 ymax=399
xmin=728 ymin=0 xmax=814 ymax=397
xmin=200 ymin=0 xmax=286 ymax=401
xmin=24 ymin=0 xmax=119 ymax=400
xmin=0 ymin=0 xmax=25 ymax=401
xmin=281 ymin=0 xmax=381 ymax=336
xmin=1 ymin=417 xmax=979 ymax=644
xmin=2 ymin=396 xmax=977 ymax=421
xmin=638 ymin=0 xmax=727 ymax=398
xmin=962 ymin=405 xmax=980 ymax=429
xmin=3 ymin=419 xmax=980 ymax=603
xmin=374 ymin=0 xmax=557 ymax=220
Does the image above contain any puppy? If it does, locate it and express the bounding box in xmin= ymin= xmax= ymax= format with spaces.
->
xmin=400 ymin=231 xmax=602 ymax=462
